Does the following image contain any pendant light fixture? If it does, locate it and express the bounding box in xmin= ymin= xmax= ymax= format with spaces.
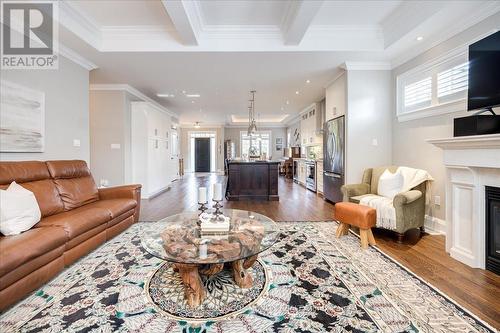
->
xmin=247 ymin=90 xmax=257 ymax=136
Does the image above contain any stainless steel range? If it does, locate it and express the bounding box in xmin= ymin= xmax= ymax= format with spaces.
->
xmin=305 ymin=160 xmax=316 ymax=192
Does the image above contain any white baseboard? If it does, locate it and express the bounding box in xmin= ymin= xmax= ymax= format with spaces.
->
xmin=424 ymin=215 xmax=446 ymax=235
xmin=141 ymin=185 xmax=171 ymax=200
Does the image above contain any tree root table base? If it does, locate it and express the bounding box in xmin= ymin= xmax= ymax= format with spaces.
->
xmin=173 ymin=255 xmax=258 ymax=308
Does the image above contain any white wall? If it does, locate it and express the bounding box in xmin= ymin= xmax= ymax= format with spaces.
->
xmin=346 ymin=70 xmax=393 ymax=184
xmin=89 ymin=90 xmax=126 ymax=186
xmin=0 ymin=57 xmax=90 ymax=162
xmin=224 ymin=127 xmax=287 ymax=160
xmin=391 ymin=12 xmax=500 ymax=221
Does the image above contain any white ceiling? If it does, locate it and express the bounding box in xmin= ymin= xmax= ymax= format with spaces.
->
xmin=57 ymin=0 xmax=500 ymax=126
xmin=312 ymin=1 xmax=402 ymax=25
xmin=198 ymin=1 xmax=289 ymax=26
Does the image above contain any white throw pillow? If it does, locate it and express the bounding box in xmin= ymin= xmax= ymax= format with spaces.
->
xmin=377 ymin=169 xmax=404 ymax=199
xmin=0 ymin=181 xmax=41 ymax=236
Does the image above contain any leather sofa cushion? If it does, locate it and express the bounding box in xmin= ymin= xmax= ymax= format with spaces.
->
xmin=46 ymin=161 xmax=99 ymax=210
xmin=36 ymin=205 xmax=111 ymax=240
xmin=0 ymin=162 xmax=65 ymax=217
xmin=53 ymin=177 xmax=99 ymax=210
xmin=1 ymin=180 xmax=64 ymax=217
xmin=0 ymin=161 xmax=50 ymax=184
xmin=88 ymin=198 xmax=137 ymax=219
xmin=0 ymin=226 xmax=66 ymax=278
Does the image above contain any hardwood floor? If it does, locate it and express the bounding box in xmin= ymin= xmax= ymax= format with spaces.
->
xmin=140 ymin=173 xmax=500 ymax=329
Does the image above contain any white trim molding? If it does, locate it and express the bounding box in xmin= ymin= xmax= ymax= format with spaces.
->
xmin=59 ymin=44 xmax=98 ymax=71
xmin=396 ymin=47 xmax=468 ymax=122
xmin=90 ymin=84 xmax=176 ymax=117
xmin=341 ymin=61 xmax=391 ymax=71
xmin=429 ymin=135 xmax=500 ymax=268
xmin=424 ymin=215 xmax=446 ymax=235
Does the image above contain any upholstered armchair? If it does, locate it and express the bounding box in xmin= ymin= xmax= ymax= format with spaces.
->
xmin=340 ymin=166 xmax=427 ymax=242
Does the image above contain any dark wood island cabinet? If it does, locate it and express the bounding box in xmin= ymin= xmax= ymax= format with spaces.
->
xmin=226 ymin=161 xmax=279 ymax=201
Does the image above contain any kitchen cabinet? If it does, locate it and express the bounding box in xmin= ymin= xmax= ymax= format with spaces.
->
xmin=300 ymin=104 xmax=322 ymax=147
xmin=316 ymin=161 xmax=324 ymax=194
xmin=325 ymin=72 xmax=346 ymax=121
xmin=297 ymin=159 xmax=306 ymax=185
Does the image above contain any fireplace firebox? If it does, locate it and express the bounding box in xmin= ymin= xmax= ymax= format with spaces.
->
xmin=486 ymin=186 xmax=500 ymax=275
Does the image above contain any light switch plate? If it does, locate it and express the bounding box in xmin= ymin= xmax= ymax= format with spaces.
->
xmin=73 ymin=139 xmax=81 ymax=147
xmin=434 ymin=195 xmax=441 ymax=206
xmin=110 ymin=143 xmax=121 ymax=149
xmin=371 ymin=139 xmax=378 ymax=146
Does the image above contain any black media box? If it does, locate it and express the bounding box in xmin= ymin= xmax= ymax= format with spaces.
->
xmin=453 ymin=115 xmax=500 ymax=137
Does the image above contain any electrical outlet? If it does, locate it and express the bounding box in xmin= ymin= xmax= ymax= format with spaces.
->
xmin=100 ymin=179 xmax=109 ymax=187
xmin=434 ymin=195 xmax=441 ymax=206
xmin=73 ymin=139 xmax=81 ymax=147
xmin=110 ymin=143 xmax=121 ymax=149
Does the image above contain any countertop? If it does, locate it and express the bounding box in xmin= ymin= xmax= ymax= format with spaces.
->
xmin=227 ymin=160 xmax=280 ymax=164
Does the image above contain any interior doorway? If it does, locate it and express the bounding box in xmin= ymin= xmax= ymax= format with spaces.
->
xmin=195 ymin=138 xmax=211 ymax=172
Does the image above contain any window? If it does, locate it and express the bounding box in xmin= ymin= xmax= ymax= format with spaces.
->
xmin=437 ymin=62 xmax=468 ymax=102
xmin=397 ymin=48 xmax=468 ymax=121
xmin=404 ymin=77 xmax=432 ymax=110
xmin=240 ymin=131 xmax=271 ymax=158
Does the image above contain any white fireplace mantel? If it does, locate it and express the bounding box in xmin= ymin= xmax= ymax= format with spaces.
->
xmin=428 ymin=133 xmax=500 ymax=269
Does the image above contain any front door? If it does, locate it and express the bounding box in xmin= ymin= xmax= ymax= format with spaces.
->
xmin=195 ymin=138 xmax=211 ymax=172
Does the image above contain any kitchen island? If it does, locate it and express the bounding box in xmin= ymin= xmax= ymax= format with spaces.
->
xmin=226 ymin=160 xmax=279 ymax=201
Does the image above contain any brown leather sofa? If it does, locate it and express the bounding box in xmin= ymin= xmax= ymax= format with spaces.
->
xmin=0 ymin=160 xmax=141 ymax=311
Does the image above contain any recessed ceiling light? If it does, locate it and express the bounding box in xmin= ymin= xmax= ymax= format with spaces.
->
xmin=182 ymin=90 xmax=186 ymax=94
xmin=186 ymin=94 xmax=201 ymax=98
xmin=295 ymin=91 xmax=299 ymax=95
xmin=416 ymin=36 xmax=424 ymax=41
xmin=191 ymin=100 xmax=195 ymax=104
xmin=157 ymin=93 xmax=175 ymax=98
xmin=286 ymin=100 xmax=290 ymax=105
xmin=306 ymin=80 xmax=311 ymax=84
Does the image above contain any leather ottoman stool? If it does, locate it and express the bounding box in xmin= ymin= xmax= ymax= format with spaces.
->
xmin=335 ymin=202 xmax=376 ymax=249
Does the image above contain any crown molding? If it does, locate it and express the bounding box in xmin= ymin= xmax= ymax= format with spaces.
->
xmin=59 ymin=44 xmax=98 ymax=70
xmin=59 ymin=0 xmax=101 ymax=49
xmin=324 ymin=70 xmax=346 ymax=89
xmin=224 ymin=124 xmax=287 ymax=129
xmin=284 ymin=114 xmax=301 ymax=127
xmin=179 ymin=123 xmax=225 ymax=129
xmin=89 ymin=84 xmax=176 ymax=117
xmin=341 ymin=61 xmax=391 ymax=71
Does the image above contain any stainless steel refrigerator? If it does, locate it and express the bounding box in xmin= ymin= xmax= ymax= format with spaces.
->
xmin=323 ymin=116 xmax=345 ymax=203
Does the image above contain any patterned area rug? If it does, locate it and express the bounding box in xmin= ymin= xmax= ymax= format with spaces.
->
xmin=146 ymin=260 xmax=270 ymax=319
xmin=0 ymin=222 xmax=496 ymax=333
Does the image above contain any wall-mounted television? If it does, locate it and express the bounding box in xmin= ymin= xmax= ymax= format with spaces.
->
xmin=467 ymin=31 xmax=500 ymax=112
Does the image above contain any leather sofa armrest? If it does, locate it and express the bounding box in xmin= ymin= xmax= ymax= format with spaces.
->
xmin=98 ymin=184 xmax=141 ymax=200
xmin=341 ymin=183 xmax=370 ymax=201
xmin=393 ymin=190 xmax=422 ymax=207
xmin=98 ymin=184 xmax=142 ymax=222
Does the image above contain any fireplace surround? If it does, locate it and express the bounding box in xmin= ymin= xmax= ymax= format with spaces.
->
xmin=429 ymin=133 xmax=500 ymax=270
xmin=486 ymin=186 xmax=500 ymax=274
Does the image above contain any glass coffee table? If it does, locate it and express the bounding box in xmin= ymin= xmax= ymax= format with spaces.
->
xmin=141 ymin=209 xmax=279 ymax=308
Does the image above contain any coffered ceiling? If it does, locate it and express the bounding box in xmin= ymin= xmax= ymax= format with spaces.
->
xmin=56 ymin=0 xmax=500 ymax=126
